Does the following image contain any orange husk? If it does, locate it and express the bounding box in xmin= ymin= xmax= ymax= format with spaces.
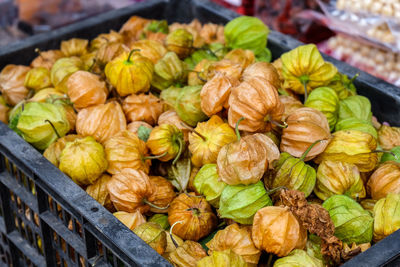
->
xmin=367 ymin=162 xmax=400 ymax=200
xmin=122 ymin=93 xmax=164 ymax=125
xmin=0 ymin=65 xmax=31 ymax=106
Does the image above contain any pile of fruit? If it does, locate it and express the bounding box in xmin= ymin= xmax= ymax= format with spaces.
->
xmin=1 ymin=14 xmax=400 ymax=267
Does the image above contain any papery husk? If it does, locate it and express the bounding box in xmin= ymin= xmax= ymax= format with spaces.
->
xmin=0 ymin=97 xmax=9 ymax=124
xmin=326 ymin=73 xmax=357 ymax=100
xmin=113 ymin=210 xmax=146 ymax=230
xmin=168 ymin=193 xmax=217 ymax=241
xmin=241 ymin=62 xmax=280 ymax=89
xmin=279 ymin=95 xmax=303 ymax=120
xmin=381 ymin=146 xmax=400 ymax=164
xmin=270 ymin=152 xmax=316 ymax=197
xmin=206 ymin=223 xmax=261 ymax=265
xmin=158 ymin=110 xmax=190 ymax=141
xmin=146 ymin=124 xmax=184 ymax=162
xmin=315 ymin=130 xmax=378 ymax=172
xmin=105 ymin=51 xmax=154 ymax=96
xmin=304 ymin=87 xmax=340 ymax=131
xmin=164 ymin=232 xmax=184 ymax=256
xmin=166 ymin=29 xmax=194 ymax=59
xmin=80 ymin=51 xmax=99 ymax=72
xmin=228 ymin=76 xmax=283 ymax=132
xmin=281 ymin=44 xmax=337 ymax=95
xmin=151 ymin=52 xmax=187 ymax=90
xmin=148 ymin=214 xmax=169 ymax=229
xmin=281 ymin=108 xmax=331 ymax=161
xmin=168 ymin=240 xmax=207 ymax=267
xmin=127 ymin=121 xmax=153 ymax=136
xmin=148 ymin=176 xmax=176 ymax=213
xmin=90 ymin=30 xmax=123 ymax=51
xmin=223 ymin=49 xmax=255 ymax=70
xmin=360 ymin=199 xmax=377 ymax=215
xmin=200 ymin=73 xmax=239 ymax=116
xmin=193 ymin=164 xmax=227 ymax=208
xmin=367 ymin=162 xmax=400 ymax=200
xmin=119 ymin=16 xmax=151 ymax=40
xmin=219 ymin=181 xmax=273 ymax=225
xmin=160 ymin=86 xmax=181 ymax=107
xmin=315 ymin=160 xmax=365 ymax=201
xmin=43 ymin=134 xmax=82 ymax=167
xmin=131 ymin=39 xmax=167 ymax=64
xmin=104 ymin=130 xmax=150 ymax=174
xmin=67 ymin=71 xmax=108 ymax=109
xmin=86 ymin=174 xmax=114 ymax=211
xmin=273 ymin=249 xmax=323 ymax=267
xmin=76 ymin=101 xmax=127 ymax=143
xmin=0 ymin=65 xmax=30 ymax=106
xmin=95 ymin=41 xmax=128 ymax=68
xmin=323 ymin=194 xmax=373 ymax=244
xmin=378 ymin=125 xmax=400 ymax=150
xmin=207 ymin=59 xmax=243 ymax=81
xmin=251 ymin=206 xmax=307 ymax=257
xmin=59 ymin=136 xmax=107 ymax=185
xmin=217 ymin=134 xmax=279 ymax=185
xmin=60 ymin=38 xmax=88 ymax=57
xmin=63 ymin=104 xmax=77 ymax=132
xmin=373 ymin=193 xmax=400 ymax=241
xmin=133 ymin=222 xmax=167 ymax=255
xmin=31 ymin=50 xmax=64 ymax=70
xmin=107 ymin=168 xmax=155 ymax=213
xmin=189 ymin=115 xmax=237 ymax=167
xmin=15 ymin=102 xmax=70 ymax=150
xmin=188 ymin=59 xmax=213 ymax=86
xmin=175 ymin=85 xmax=208 ymax=127
xmin=338 ymin=95 xmax=372 ymax=122
xmin=122 ymin=93 xmax=163 ymax=125
xmin=335 ymin=117 xmax=378 ymax=139
xmin=169 ymin=19 xmax=204 ymax=48
xmin=50 ymin=57 xmax=82 ymax=93
xmin=28 ymin=88 xmax=64 ymax=103
xmin=197 ymin=249 xmax=249 ymax=267
xmin=24 ymin=67 xmax=52 ymax=91
xmin=200 ymin=23 xmax=224 ymax=44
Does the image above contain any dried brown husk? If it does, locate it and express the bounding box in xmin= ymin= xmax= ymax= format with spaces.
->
xmin=31 ymin=50 xmax=64 ymax=70
xmin=367 ymin=162 xmax=400 ymax=200
xmin=76 ymin=101 xmax=126 ymax=143
xmin=200 ymin=23 xmax=224 ymax=44
xmin=168 ymin=193 xmax=217 ymax=241
xmin=113 ymin=210 xmax=146 ymax=230
xmin=67 ymin=71 xmax=108 ymax=109
xmin=61 ymin=38 xmax=88 ymax=57
xmin=158 ymin=110 xmax=191 ymax=142
xmin=107 ymin=168 xmax=155 ymax=213
xmin=228 ymin=76 xmax=284 ymax=132
xmin=279 ymin=95 xmax=303 ymax=120
xmin=281 ymin=107 xmax=331 ymax=161
xmin=103 ymin=130 xmax=150 ymax=174
xmin=241 ymin=62 xmax=281 ymax=89
xmin=86 ymin=174 xmax=114 ymax=211
xmin=217 ymin=133 xmax=279 ymax=185
xmin=149 ymin=176 xmax=176 ymax=213
xmin=168 ymin=240 xmax=207 ymax=267
xmin=206 ymin=223 xmax=261 ymax=265
xmin=200 ymin=72 xmax=239 ymax=116
xmin=43 ymin=134 xmax=82 ymax=167
xmin=251 ymin=206 xmax=307 ymax=257
xmin=378 ymin=125 xmax=400 ymax=150
xmin=122 ymin=93 xmax=164 ymax=125
xmin=0 ymin=65 xmax=31 ymax=106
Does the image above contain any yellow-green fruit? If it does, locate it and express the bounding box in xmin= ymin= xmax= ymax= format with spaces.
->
xmin=24 ymin=67 xmax=52 ymax=91
xmin=146 ymin=124 xmax=184 ymax=162
xmin=166 ymin=29 xmax=193 ymax=59
xmin=273 ymin=249 xmax=323 ymax=267
xmin=50 ymin=57 xmax=82 ymax=93
xmin=314 ymin=160 xmax=366 ymax=201
xmin=373 ymin=193 xmax=400 ymax=242
xmin=59 ymin=136 xmax=108 ymax=186
xmin=197 ymin=249 xmax=248 ymax=267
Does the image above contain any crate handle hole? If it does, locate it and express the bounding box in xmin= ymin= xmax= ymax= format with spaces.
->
xmin=91 ymin=207 xmax=98 ymax=212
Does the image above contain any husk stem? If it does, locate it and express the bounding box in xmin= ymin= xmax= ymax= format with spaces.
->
xmin=373 ymin=150 xmax=397 ymax=160
xmin=349 ymin=73 xmax=360 ymax=84
xmin=126 ymin=49 xmax=141 ymax=63
xmin=169 ymin=221 xmax=184 ymax=248
xmin=266 ymin=186 xmax=287 ymax=196
xmin=180 ymin=122 xmax=207 ymax=141
xmin=45 ymin=119 xmax=61 ymax=139
xmin=172 ymin=137 xmax=184 ymax=165
xmin=143 ymin=199 xmax=169 ymax=210
xmin=235 ymin=117 xmax=245 ymax=141
xmin=265 ymin=115 xmax=288 ymax=128
xmin=143 ymin=151 xmax=168 ymax=161
xmin=300 ymin=75 xmax=309 ymax=102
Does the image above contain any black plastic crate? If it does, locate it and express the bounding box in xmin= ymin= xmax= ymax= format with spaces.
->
xmin=0 ymin=0 xmax=399 ymax=266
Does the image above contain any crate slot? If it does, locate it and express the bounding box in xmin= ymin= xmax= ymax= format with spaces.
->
xmin=7 ymin=230 xmax=46 ymax=266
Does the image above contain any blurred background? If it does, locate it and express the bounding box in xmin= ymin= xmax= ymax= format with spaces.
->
xmin=1 ymin=0 xmax=400 ymax=86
